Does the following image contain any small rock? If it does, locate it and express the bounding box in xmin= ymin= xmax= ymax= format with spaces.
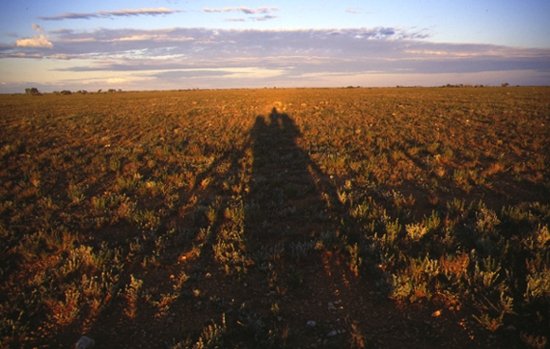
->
xmin=75 ymin=336 xmax=95 ymax=349
xmin=327 ymin=302 xmax=336 ymax=311
xmin=327 ymin=330 xmax=338 ymax=337
xmin=306 ymin=320 xmax=316 ymax=328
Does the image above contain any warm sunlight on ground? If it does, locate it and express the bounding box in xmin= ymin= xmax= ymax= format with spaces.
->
xmin=1 ymin=87 xmax=548 ymax=348
xmin=1 ymin=1 xmax=549 ymax=348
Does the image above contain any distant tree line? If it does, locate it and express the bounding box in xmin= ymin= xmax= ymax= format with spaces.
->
xmin=440 ymin=84 xmax=485 ymax=88
xmin=440 ymin=83 xmax=513 ymax=88
xmin=25 ymin=87 xmax=41 ymax=96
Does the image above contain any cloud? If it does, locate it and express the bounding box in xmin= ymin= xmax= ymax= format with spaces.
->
xmin=2 ymin=27 xmax=550 ymax=90
xmin=255 ymin=15 xmax=277 ymax=22
xmin=203 ymin=7 xmax=278 ymax=15
xmin=16 ymin=36 xmax=53 ymax=48
xmin=16 ymin=24 xmax=53 ymax=48
xmin=9 ymin=27 xmax=547 ymax=66
xmin=38 ymin=7 xmax=180 ymax=21
xmin=112 ymin=34 xmax=194 ymax=42
xmin=225 ymin=14 xmax=277 ymax=22
xmin=152 ymin=67 xmax=286 ymax=80
xmin=226 ymin=18 xmax=247 ymax=23
xmin=204 ymin=6 xmax=278 ymax=21
xmin=346 ymin=8 xmax=363 ymax=14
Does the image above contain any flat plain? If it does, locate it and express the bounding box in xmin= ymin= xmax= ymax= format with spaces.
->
xmin=1 ymin=87 xmax=549 ymax=348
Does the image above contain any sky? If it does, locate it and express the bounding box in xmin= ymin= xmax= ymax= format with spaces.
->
xmin=1 ymin=0 xmax=549 ymax=92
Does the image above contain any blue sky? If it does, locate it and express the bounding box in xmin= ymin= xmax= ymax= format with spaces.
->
xmin=1 ymin=0 xmax=549 ymax=91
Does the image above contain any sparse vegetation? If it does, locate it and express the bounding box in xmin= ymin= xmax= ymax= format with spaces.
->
xmin=0 ymin=87 xmax=548 ymax=348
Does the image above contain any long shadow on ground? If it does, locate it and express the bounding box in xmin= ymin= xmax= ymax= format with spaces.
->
xmin=86 ymin=108 xmax=485 ymax=349
xmin=238 ymin=108 xmax=481 ymax=348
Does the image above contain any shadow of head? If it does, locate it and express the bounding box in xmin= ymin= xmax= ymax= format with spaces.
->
xmin=252 ymin=107 xmax=300 ymax=139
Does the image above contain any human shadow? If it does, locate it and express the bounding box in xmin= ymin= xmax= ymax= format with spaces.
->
xmin=239 ymin=109 xmax=384 ymax=347
xmin=245 ymin=108 xmax=340 ymax=243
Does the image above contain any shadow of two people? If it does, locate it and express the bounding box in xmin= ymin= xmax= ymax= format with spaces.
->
xmin=246 ymin=108 xmax=347 ymax=243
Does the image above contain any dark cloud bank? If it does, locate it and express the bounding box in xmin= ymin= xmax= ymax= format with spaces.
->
xmin=2 ymin=26 xmax=550 ymax=89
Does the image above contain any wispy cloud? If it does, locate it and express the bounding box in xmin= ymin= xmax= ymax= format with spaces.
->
xmin=203 ymin=7 xmax=278 ymax=15
xmin=16 ymin=24 xmax=53 ymax=48
xmin=38 ymin=8 xmax=180 ymax=21
xmin=225 ymin=18 xmax=246 ymax=23
xmin=153 ymin=67 xmax=286 ymax=80
xmin=226 ymin=14 xmax=277 ymax=22
xmin=204 ymin=6 xmax=278 ymax=21
xmin=255 ymin=15 xmax=277 ymax=22
xmin=112 ymin=33 xmax=194 ymax=43
xmin=346 ymin=8 xmax=363 ymax=14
